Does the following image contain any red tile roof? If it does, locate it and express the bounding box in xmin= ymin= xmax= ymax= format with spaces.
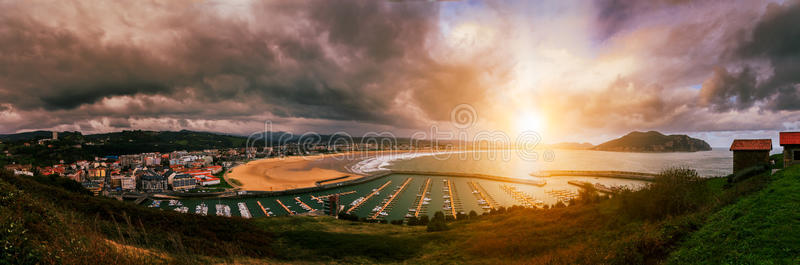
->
xmin=780 ymin=132 xmax=800 ymax=145
xmin=730 ymin=139 xmax=772 ymax=151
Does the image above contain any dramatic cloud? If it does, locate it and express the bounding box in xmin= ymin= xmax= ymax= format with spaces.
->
xmin=698 ymin=1 xmax=800 ymax=111
xmin=0 ymin=0 xmax=798 ymax=144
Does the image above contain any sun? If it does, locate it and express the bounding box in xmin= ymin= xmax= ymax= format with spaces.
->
xmin=515 ymin=111 xmax=545 ymax=134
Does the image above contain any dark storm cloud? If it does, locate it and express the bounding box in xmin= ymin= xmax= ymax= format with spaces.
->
xmin=699 ymin=67 xmax=759 ymax=111
xmin=700 ymin=1 xmax=800 ymax=111
xmin=0 ymin=0 xmax=470 ymax=132
xmin=0 ymin=14 xmax=176 ymax=110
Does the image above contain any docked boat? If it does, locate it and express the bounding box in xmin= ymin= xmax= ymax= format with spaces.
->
xmin=238 ymin=202 xmax=252 ymax=219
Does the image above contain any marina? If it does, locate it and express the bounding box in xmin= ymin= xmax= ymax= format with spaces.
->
xmin=148 ymin=172 xmax=648 ymax=221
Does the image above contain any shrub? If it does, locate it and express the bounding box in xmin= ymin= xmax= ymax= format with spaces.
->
xmin=618 ymin=168 xmax=710 ymax=220
xmin=406 ymin=216 xmax=418 ymax=226
xmin=455 ymin=212 xmax=467 ymax=220
xmin=728 ymin=165 xmax=769 ymax=184
xmin=427 ymin=211 xmax=448 ymax=232
xmin=468 ymin=210 xmax=478 ymax=219
xmin=770 ymin=154 xmax=784 ymax=169
xmin=417 ymin=215 xmax=430 ymax=226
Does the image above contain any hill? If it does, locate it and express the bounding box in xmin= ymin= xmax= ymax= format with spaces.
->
xmin=2 ymin=165 xmax=796 ymax=264
xmin=593 ymin=131 xmax=712 ymax=152
xmin=0 ymin=130 xmax=53 ymax=142
xmin=545 ymin=142 xmax=594 ymax=150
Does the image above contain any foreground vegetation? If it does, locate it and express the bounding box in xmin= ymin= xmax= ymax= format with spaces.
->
xmin=1 ymin=165 xmax=798 ymax=264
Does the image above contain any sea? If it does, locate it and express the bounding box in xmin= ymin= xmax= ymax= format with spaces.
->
xmin=347 ymin=148 xmax=735 ymax=178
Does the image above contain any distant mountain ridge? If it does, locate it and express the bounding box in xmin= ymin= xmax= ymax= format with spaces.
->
xmin=0 ymin=130 xmax=53 ymax=141
xmin=592 ymin=131 xmax=711 ymax=152
xmin=545 ymin=142 xmax=595 ymax=150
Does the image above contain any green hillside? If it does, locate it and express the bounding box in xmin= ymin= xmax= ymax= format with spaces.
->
xmin=669 ymin=166 xmax=800 ymax=264
xmin=2 ymin=165 xmax=798 ymax=264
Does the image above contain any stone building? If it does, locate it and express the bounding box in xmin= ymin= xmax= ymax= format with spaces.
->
xmin=730 ymin=139 xmax=772 ymax=173
xmin=780 ymin=132 xmax=800 ymax=168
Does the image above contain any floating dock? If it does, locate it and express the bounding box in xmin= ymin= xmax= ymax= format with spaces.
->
xmin=276 ymin=199 xmax=295 ymax=215
xmin=443 ymin=179 xmax=459 ymax=219
xmin=413 ymin=178 xmax=432 ymax=217
xmin=370 ymin=178 xmax=412 ymax=219
xmin=346 ymin=180 xmax=392 ymax=214
xmin=256 ymin=200 xmax=271 ymax=216
xmin=468 ymin=181 xmax=497 ymax=211
xmin=295 ymin=197 xmax=316 ymax=212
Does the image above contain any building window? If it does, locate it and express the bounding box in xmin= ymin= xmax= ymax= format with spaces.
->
xmin=795 ymin=150 xmax=800 ymax=161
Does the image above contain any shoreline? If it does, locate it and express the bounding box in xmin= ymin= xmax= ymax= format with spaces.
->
xmin=225 ymin=150 xmax=414 ymax=191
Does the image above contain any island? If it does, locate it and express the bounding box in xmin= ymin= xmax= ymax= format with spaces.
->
xmin=592 ymin=131 xmax=712 ymax=152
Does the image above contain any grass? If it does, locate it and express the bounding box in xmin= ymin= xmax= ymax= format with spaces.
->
xmin=668 ymin=165 xmax=800 ymax=264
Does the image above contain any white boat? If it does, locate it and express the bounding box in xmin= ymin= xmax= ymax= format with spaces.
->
xmin=195 ymin=203 xmax=208 ymax=216
xmin=238 ymin=202 xmax=252 ymax=219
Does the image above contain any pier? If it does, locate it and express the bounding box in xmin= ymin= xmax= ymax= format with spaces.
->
xmin=392 ymin=171 xmax=547 ymax=186
xmin=276 ymin=199 xmax=295 ymax=215
xmin=315 ymin=175 xmax=351 ymax=186
xmin=413 ymin=178 xmax=432 ymax=217
xmin=346 ymin=180 xmax=392 ymax=214
xmin=295 ymin=197 xmax=316 ymax=212
xmin=370 ymin=178 xmax=413 ymax=219
xmin=311 ymin=191 xmax=356 ymax=203
xmin=256 ymin=200 xmax=271 ymax=216
xmin=443 ymin=179 xmax=459 ymax=219
xmin=500 ymin=185 xmax=538 ymax=208
xmin=531 ymin=170 xmax=657 ymax=181
xmin=468 ymin=181 xmax=497 ymax=211
xmin=567 ymin=180 xmax=618 ymax=194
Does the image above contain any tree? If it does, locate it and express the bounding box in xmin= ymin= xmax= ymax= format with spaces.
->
xmin=418 ymin=215 xmax=430 ymax=226
xmin=456 ymin=212 xmax=467 ymax=220
xmin=427 ymin=211 xmax=448 ymax=232
xmin=554 ymin=201 xmax=566 ymax=208
xmin=407 ymin=216 xmax=418 ymax=226
xmin=468 ymin=210 xmax=478 ymax=219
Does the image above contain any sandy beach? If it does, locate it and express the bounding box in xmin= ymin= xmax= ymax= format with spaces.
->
xmin=225 ymin=151 xmax=406 ymax=191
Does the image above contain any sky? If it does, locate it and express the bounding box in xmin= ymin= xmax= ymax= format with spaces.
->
xmin=0 ymin=0 xmax=799 ymax=147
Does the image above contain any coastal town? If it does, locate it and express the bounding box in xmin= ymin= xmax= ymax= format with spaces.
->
xmin=0 ymin=131 xmax=411 ymax=198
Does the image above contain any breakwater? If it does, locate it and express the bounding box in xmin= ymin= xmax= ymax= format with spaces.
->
xmin=532 ymin=170 xmax=657 ymax=181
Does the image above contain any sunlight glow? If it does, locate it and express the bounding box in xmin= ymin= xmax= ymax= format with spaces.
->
xmin=515 ymin=110 xmax=544 ymax=135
